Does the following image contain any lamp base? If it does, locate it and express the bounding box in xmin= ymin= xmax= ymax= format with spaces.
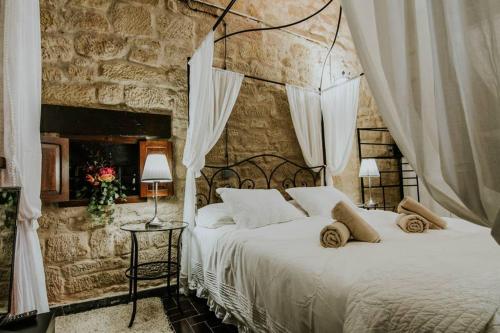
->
xmin=146 ymin=215 xmax=163 ymax=227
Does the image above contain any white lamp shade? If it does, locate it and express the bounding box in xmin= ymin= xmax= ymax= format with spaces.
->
xmin=359 ymin=159 xmax=380 ymax=177
xmin=141 ymin=153 xmax=172 ymax=183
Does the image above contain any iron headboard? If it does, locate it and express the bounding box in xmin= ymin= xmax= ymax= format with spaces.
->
xmin=196 ymin=154 xmax=325 ymax=208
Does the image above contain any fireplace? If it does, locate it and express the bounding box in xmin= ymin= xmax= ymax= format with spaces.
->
xmin=40 ymin=105 xmax=173 ymax=206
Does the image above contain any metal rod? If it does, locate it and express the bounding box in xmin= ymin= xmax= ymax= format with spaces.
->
xmin=319 ymin=5 xmax=342 ymax=91
xmin=192 ymin=0 xmax=330 ymax=47
xmin=321 ymin=72 xmax=365 ymax=93
xmin=245 ymin=74 xmax=285 ymax=86
xmin=214 ymin=0 xmax=333 ymax=43
xmin=212 ymin=0 xmax=237 ymax=31
xmin=187 ymin=57 xmax=190 ymax=124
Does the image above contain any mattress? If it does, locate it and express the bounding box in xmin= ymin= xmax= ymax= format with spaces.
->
xmin=190 ymin=210 xmax=500 ymax=333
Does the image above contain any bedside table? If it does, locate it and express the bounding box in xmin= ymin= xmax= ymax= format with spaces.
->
xmin=121 ymin=221 xmax=187 ymax=328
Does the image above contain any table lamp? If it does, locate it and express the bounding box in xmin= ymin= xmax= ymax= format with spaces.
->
xmin=141 ymin=153 xmax=172 ymax=227
xmin=359 ymin=158 xmax=379 ymax=207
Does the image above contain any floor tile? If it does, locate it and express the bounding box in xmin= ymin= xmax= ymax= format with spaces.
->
xmin=172 ymin=319 xmax=194 ymax=333
xmin=190 ymin=322 xmax=213 ymax=333
xmin=163 ymin=294 xmax=236 ymax=333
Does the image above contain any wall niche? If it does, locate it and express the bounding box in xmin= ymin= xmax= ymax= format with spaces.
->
xmin=40 ymin=105 xmax=173 ymax=206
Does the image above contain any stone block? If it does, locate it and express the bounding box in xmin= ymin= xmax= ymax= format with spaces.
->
xmin=40 ymin=7 xmax=60 ymax=33
xmin=113 ymin=230 xmax=131 ymax=255
xmin=157 ymin=13 xmax=194 ymax=46
xmin=124 ymin=86 xmax=175 ymax=110
xmin=42 ymin=35 xmax=73 ymax=63
xmin=128 ymin=0 xmax=159 ymax=5
xmin=74 ymin=33 xmax=127 ymax=60
xmin=42 ymin=65 xmax=66 ymax=82
xmin=110 ymin=3 xmax=152 ymax=36
xmin=61 ymin=258 xmax=126 ymax=277
xmin=67 ymin=0 xmax=113 ymax=10
xmin=90 ymin=227 xmax=115 ymax=258
xmin=165 ymin=67 xmax=187 ymax=89
xmin=97 ymin=84 xmax=124 ymax=105
xmin=65 ymin=270 xmax=127 ymax=294
xmin=45 ymin=233 xmax=90 ymax=263
xmin=63 ymin=8 xmax=109 ymax=32
xmin=99 ymin=61 xmax=166 ymax=84
xmin=67 ymin=64 xmax=96 ymax=81
xmin=45 ymin=266 xmax=65 ymax=303
xmin=42 ymin=83 xmax=97 ymax=105
xmin=128 ymin=39 xmax=161 ymax=66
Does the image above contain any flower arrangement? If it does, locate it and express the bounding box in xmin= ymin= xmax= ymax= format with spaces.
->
xmin=77 ymin=151 xmax=126 ymax=223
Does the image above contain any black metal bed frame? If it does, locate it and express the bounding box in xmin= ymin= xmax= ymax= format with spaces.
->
xmin=195 ymin=154 xmax=325 ymax=208
xmin=357 ymin=128 xmax=419 ymax=211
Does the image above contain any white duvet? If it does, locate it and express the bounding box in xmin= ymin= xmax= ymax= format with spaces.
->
xmin=190 ymin=210 xmax=500 ymax=333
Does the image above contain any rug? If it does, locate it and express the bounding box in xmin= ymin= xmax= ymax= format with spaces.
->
xmin=55 ymin=297 xmax=174 ymax=333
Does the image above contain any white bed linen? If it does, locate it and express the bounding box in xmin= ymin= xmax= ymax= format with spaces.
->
xmin=190 ymin=210 xmax=500 ymax=333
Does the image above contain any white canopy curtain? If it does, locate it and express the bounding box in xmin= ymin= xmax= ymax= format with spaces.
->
xmin=285 ymin=85 xmax=323 ymax=168
xmin=343 ymin=0 xmax=500 ymax=242
xmin=3 ymin=0 xmax=49 ymax=313
xmin=182 ymin=31 xmax=244 ymax=285
xmin=321 ymin=77 xmax=361 ymax=186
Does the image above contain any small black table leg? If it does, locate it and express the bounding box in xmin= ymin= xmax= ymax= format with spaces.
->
xmin=167 ymin=230 xmax=173 ymax=299
xmin=176 ymin=230 xmax=183 ymax=308
xmin=128 ymin=233 xmax=139 ymax=328
xmin=128 ymin=234 xmax=135 ymax=302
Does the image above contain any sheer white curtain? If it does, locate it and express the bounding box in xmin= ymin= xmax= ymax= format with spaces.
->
xmin=285 ymin=85 xmax=323 ymax=168
xmin=3 ymin=0 xmax=49 ymax=313
xmin=321 ymin=77 xmax=361 ymax=185
xmin=343 ymin=0 xmax=500 ymax=242
xmin=182 ymin=31 xmax=243 ymax=284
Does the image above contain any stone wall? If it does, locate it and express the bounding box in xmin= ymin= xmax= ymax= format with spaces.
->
xmin=37 ymin=0 xmax=385 ymax=305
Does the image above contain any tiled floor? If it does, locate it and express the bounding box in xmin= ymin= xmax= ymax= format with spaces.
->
xmin=162 ymin=294 xmax=238 ymax=333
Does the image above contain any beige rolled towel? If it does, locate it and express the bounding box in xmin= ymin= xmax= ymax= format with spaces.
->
xmin=333 ymin=201 xmax=381 ymax=243
xmin=396 ymin=214 xmax=430 ymax=233
xmin=397 ymin=196 xmax=448 ymax=229
xmin=320 ymin=222 xmax=351 ymax=248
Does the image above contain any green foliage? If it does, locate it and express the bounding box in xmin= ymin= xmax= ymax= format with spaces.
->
xmin=76 ymin=150 xmax=127 ymax=224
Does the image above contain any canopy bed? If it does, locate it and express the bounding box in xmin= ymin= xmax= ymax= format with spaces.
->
xmin=181 ymin=0 xmax=500 ymax=332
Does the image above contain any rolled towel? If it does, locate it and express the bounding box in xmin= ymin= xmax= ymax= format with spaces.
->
xmin=333 ymin=201 xmax=381 ymax=243
xmin=397 ymin=196 xmax=448 ymax=229
xmin=396 ymin=214 xmax=430 ymax=233
xmin=320 ymin=222 xmax=351 ymax=248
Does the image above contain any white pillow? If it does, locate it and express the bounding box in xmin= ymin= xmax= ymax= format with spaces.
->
xmin=217 ymin=188 xmax=305 ymax=229
xmin=196 ymin=203 xmax=234 ymax=228
xmin=285 ymin=186 xmax=357 ymax=218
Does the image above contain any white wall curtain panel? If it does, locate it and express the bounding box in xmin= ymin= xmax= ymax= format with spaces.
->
xmin=285 ymin=85 xmax=323 ymax=168
xmin=321 ymin=77 xmax=361 ymax=186
xmin=343 ymin=0 xmax=500 ymax=242
xmin=3 ymin=0 xmax=49 ymax=313
xmin=182 ymin=30 xmax=243 ymax=284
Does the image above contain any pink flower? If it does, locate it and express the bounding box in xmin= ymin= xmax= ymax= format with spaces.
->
xmin=99 ymin=167 xmax=115 ymax=177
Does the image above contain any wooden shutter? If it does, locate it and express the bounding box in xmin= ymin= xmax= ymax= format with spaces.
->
xmin=139 ymin=140 xmax=174 ymax=198
xmin=41 ymin=136 xmax=69 ymax=202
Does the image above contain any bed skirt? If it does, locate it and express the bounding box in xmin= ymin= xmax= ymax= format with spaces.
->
xmin=189 ymin=261 xmax=288 ymax=333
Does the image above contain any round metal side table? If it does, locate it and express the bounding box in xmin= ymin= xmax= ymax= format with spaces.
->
xmin=120 ymin=221 xmax=187 ymax=328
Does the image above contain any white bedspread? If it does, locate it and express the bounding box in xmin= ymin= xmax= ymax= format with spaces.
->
xmin=190 ymin=210 xmax=500 ymax=333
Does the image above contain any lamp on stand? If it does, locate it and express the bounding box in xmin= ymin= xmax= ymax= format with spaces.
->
xmin=141 ymin=153 xmax=172 ymax=227
xmin=359 ymin=158 xmax=380 ymax=208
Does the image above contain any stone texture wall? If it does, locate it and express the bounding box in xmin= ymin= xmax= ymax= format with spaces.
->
xmin=36 ymin=0 xmax=385 ymax=305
